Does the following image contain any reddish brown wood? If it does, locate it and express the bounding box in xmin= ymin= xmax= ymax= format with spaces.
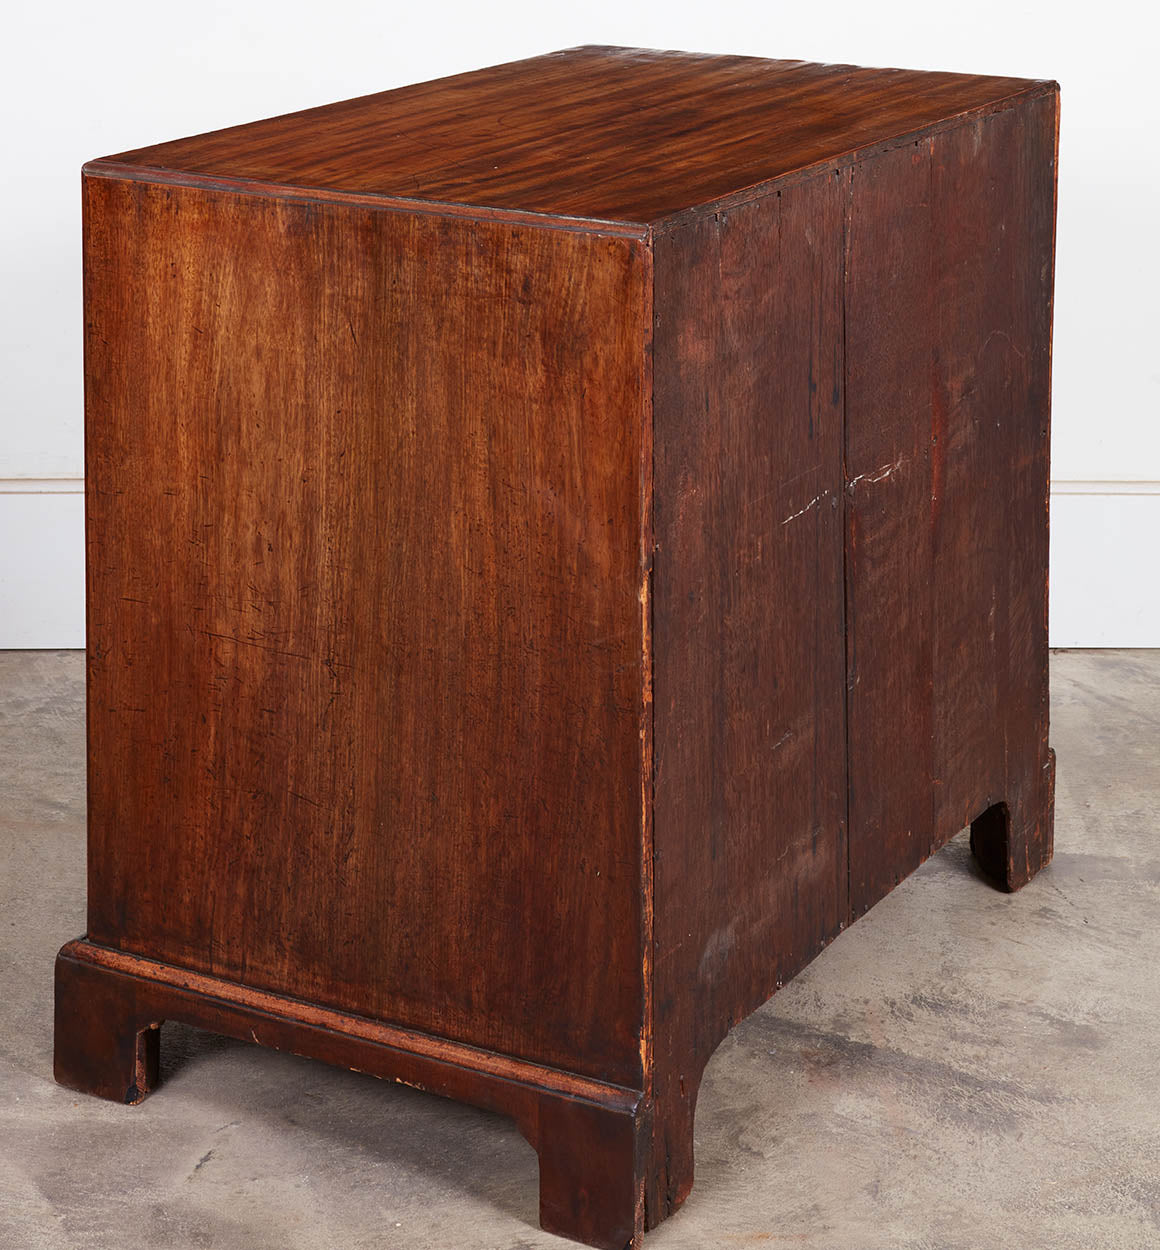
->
xmin=649 ymin=174 xmax=847 ymax=1221
xmin=844 ymin=93 xmax=1058 ymax=910
xmin=82 ymin=175 xmax=650 ymax=1090
xmin=844 ymin=140 xmax=938 ymax=914
xmin=58 ymin=47 xmax=1059 ymax=1249
xmin=54 ymin=946 xmax=160 ymax=1103
xmin=55 ymin=939 xmax=644 ymax=1249
xmin=98 ymin=46 xmax=1049 ymax=227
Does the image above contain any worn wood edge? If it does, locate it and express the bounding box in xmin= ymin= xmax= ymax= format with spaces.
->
xmin=79 ymin=160 xmax=651 ymax=239
xmin=1044 ymin=87 xmax=1061 ymax=740
xmin=57 ymin=939 xmax=642 ymax=1113
xmin=81 ymin=178 xmax=103 ymax=949
xmin=838 ymin=159 xmax=855 ymax=933
xmin=651 ymin=79 xmax=1060 ymax=236
xmin=639 ymin=231 xmax=656 ymax=1105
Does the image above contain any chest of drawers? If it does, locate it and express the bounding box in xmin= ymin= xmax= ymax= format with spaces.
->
xmin=55 ymin=46 xmax=1057 ymax=1248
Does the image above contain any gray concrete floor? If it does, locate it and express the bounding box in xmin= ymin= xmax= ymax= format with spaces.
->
xmin=1 ymin=650 xmax=1158 ymax=1249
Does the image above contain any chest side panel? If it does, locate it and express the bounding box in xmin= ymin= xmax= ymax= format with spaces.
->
xmin=83 ymin=176 xmax=649 ymax=1086
xmin=649 ymin=173 xmax=849 ymax=1209
xmin=844 ymin=92 xmax=1058 ymax=913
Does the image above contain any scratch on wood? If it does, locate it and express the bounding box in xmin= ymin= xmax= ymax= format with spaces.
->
xmin=982 ymin=327 xmax=1027 ymax=361
xmin=781 ymin=490 xmax=830 ymax=525
xmin=847 ymin=455 xmax=905 ymax=490
xmin=201 ymin=630 xmax=309 ymax=660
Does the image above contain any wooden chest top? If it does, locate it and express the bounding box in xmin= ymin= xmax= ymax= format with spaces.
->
xmin=94 ymin=45 xmax=1052 ymax=226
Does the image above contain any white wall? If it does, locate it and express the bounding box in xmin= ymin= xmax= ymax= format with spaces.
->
xmin=2 ymin=1 xmax=1156 ymax=647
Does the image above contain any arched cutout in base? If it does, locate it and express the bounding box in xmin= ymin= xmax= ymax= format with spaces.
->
xmin=969 ymin=801 xmax=1014 ymax=890
xmin=969 ymin=748 xmax=1056 ymax=893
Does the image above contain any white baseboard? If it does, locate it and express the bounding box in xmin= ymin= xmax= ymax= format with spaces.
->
xmin=0 ymin=483 xmax=85 ymax=649
xmin=0 ymin=479 xmax=1157 ymax=650
xmin=0 ymin=478 xmax=85 ymax=495
xmin=1049 ymin=482 xmax=1160 ymax=648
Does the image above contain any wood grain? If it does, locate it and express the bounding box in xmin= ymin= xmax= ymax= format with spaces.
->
xmin=650 ymin=174 xmax=847 ymax=1220
xmin=55 ymin=938 xmax=647 ymax=1250
xmin=96 ymin=46 xmax=1053 ymax=226
xmin=844 ymin=141 xmax=937 ymax=915
xmin=844 ymin=94 xmax=1058 ymax=910
xmin=83 ymin=174 xmax=651 ymax=1089
xmin=951 ymin=93 xmax=1058 ymax=889
xmin=56 ymin=939 xmax=640 ymax=1107
xmin=63 ymin=50 xmax=1059 ymax=1249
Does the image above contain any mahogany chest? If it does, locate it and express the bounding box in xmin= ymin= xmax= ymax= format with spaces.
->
xmin=56 ymin=47 xmax=1058 ymax=1248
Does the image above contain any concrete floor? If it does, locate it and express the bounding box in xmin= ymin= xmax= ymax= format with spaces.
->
xmin=1 ymin=650 xmax=1158 ymax=1249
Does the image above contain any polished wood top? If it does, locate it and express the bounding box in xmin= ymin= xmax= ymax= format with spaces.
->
xmin=94 ymin=46 xmax=1053 ymax=226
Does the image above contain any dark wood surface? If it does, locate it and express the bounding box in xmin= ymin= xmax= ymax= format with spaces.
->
xmin=845 ymin=93 xmax=1058 ymax=909
xmin=61 ymin=48 xmax=1059 ymax=1250
xmin=95 ymin=46 xmax=1052 ymax=226
xmin=650 ymin=173 xmax=848 ymax=1218
xmin=647 ymin=81 xmax=1057 ymax=1227
xmin=843 ymin=140 xmax=939 ymax=913
xmin=83 ymin=174 xmax=651 ymax=1089
xmin=55 ymin=939 xmax=647 ymax=1248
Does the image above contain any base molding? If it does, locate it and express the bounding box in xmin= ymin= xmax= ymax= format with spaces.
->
xmin=54 ymin=938 xmax=647 ymax=1250
xmin=56 ymin=938 xmax=635 ymax=1110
